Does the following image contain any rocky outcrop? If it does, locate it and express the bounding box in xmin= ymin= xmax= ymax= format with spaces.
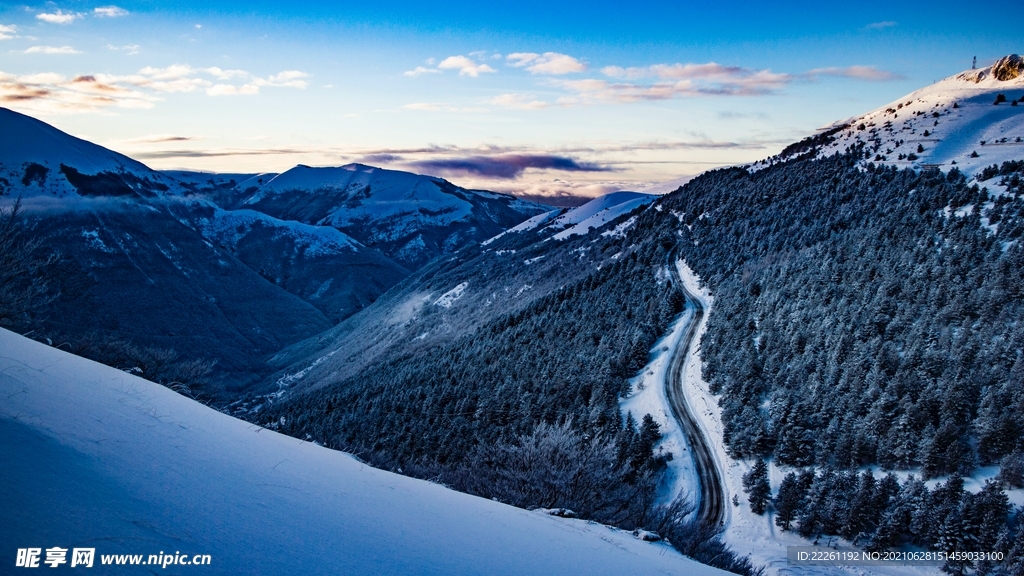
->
xmin=991 ymin=54 xmax=1023 ymax=81
xmin=957 ymin=54 xmax=1023 ymax=83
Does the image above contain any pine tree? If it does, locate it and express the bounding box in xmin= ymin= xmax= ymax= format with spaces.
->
xmin=742 ymin=459 xmax=771 ymax=515
xmin=774 ymin=471 xmax=804 ymax=531
xmin=842 ymin=470 xmax=877 ymax=542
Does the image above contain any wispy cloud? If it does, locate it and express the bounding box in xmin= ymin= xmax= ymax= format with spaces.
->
xmin=36 ymin=10 xmax=83 ymax=24
xmin=402 ymin=102 xmax=487 ymax=112
xmin=805 ymin=66 xmax=904 ymax=82
xmin=127 ymin=134 xmax=201 ymax=143
xmin=536 ymin=60 xmax=906 ymax=105
xmin=254 ymin=70 xmax=309 ymax=88
xmin=507 ymin=52 xmax=587 ymax=75
xmin=24 ymin=45 xmax=81 ymax=55
xmin=0 ymin=71 xmax=156 ymax=113
xmin=106 ymin=44 xmax=140 ymax=55
xmin=0 ymin=24 xmax=17 ymax=40
xmin=407 ymin=154 xmax=613 ymax=179
xmin=403 ymin=66 xmax=440 ymax=77
xmin=360 ymin=153 xmax=403 ymax=164
xmin=94 ymin=6 xmax=129 ymax=17
xmin=130 ymin=147 xmax=308 ymax=159
xmin=437 ymin=55 xmax=496 ymax=77
xmin=0 ymin=64 xmax=310 ymax=114
xmin=865 ymin=21 xmax=897 ymax=30
xmin=207 ymin=83 xmax=259 ymax=96
xmin=489 ymin=93 xmax=550 ymax=110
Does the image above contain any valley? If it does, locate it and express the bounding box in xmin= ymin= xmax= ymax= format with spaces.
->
xmin=3 ymin=53 xmax=1024 ymax=575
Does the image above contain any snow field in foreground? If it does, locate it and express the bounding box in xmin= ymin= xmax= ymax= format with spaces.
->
xmin=0 ymin=328 xmax=724 ymax=575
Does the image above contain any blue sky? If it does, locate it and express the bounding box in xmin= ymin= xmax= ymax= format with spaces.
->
xmin=1 ymin=0 xmax=1021 ymax=198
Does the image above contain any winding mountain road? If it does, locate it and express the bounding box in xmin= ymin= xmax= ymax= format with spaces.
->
xmin=664 ymin=256 xmax=725 ymax=527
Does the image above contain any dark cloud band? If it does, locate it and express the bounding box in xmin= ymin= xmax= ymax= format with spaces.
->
xmin=407 ymin=154 xmax=613 ymax=179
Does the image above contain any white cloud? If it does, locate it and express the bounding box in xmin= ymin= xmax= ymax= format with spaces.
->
xmin=204 ymin=67 xmax=249 ymax=80
xmin=137 ymin=64 xmax=195 ymax=80
xmin=0 ymin=24 xmax=18 ymax=40
xmin=403 ymin=66 xmax=440 ymax=77
xmin=507 ymin=53 xmax=538 ymax=67
xmin=507 ymin=52 xmax=586 ymax=75
xmin=258 ymin=70 xmax=309 ymax=88
xmin=36 ymin=10 xmax=82 ymax=24
xmin=207 ymin=83 xmax=259 ymax=96
xmin=865 ymin=21 xmax=897 ymax=29
xmin=490 ymin=93 xmax=550 ymax=110
xmin=94 ymin=6 xmax=129 ymax=17
xmin=0 ymin=63 xmax=313 ymax=114
xmin=24 ymin=45 xmax=81 ymax=54
xmin=437 ymin=55 xmax=495 ymax=77
xmin=106 ymin=44 xmax=140 ymax=55
xmin=0 ymin=70 xmax=158 ymax=114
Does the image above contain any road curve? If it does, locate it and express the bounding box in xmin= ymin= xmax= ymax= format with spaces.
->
xmin=664 ymin=255 xmax=725 ymax=527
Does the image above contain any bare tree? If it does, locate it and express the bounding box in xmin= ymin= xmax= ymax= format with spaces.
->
xmin=0 ymin=197 xmax=57 ymax=328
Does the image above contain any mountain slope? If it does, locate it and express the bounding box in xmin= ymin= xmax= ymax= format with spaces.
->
xmin=0 ymin=107 xmax=183 ymax=198
xmin=241 ymin=163 xmax=550 ymax=268
xmin=164 ymin=170 xmax=276 ymax=208
xmin=265 ymin=190 xmax=661 ymax=400
xmin=0 ymin=108 xmax=408 ymax=397
xmin=193 ymin=204 xmax=409 ymax=322
xmin=0 ymin=327 xmax=722 ymax=576
xmin=762 ymin=54 xmax=1024 ymax=174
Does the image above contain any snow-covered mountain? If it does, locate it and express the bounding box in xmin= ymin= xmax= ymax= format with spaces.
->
xmin=241 ymin=163 xmax=551 ymax=268
xmin=0 ymin=107 xmax=184 ymax=198
xmin=0 ymin=109 xmax=408 ymax=397
xmin=761 ymin=54 xmax=1024 ymax=175
xmin=0 ymin=327 xmax=723 ymax=575
xmin=192 ymin=204 xmax=408 ymax=323
xmin=265 ymin=189 xmax=659 ymax=401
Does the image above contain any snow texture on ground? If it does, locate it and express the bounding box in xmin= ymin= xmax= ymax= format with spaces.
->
xmin=0 ymin=328 xmax=725 ymax=575
xmin=551 ymin=192 xmax=655 ymax=240
xmin=201 ymin=206 xmax=362 ymax=256
xmin=620 ymin=282 xmax=700 ymax=507
xmin=807 ymin=60 xmax=1024 ymax=179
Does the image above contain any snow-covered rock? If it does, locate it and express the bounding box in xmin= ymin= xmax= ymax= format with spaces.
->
xmin=0 ymin=328 xmax=725 ymax=575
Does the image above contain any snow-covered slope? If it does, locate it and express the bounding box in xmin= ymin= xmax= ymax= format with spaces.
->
xmin=761 ymin=54 xmax=1024 ymax=177
xmin=483 ymin=191 xmax=655 ymax=244
xmin=164 ymin=170 xmax=277 ymax=208
xmin=241 ymin=163 xmax=551 ymax=268
xmin=0 ymin=328 xmax=723 ymax=575
xmin=549 ymin=191 xmax=655 ymax=239
xmin=193 ymin=204 xmax=409 ymax=323
xmin=0 ymin=107 xmax=183 ymax=198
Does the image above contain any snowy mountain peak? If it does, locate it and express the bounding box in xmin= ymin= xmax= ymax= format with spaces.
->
xmin=0 ymin=107 xmax=183 ymax=198
xmin=240 ymin=162 xmax=550 ymax=268
xmin=755 ymin=55 xmax=1024 ymax=177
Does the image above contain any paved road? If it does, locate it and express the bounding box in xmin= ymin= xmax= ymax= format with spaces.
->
xmin=664 ymin=257 xmax=725 ymax=527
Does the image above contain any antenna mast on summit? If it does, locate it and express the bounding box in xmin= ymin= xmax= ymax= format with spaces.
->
xmin=973 ymin=56 xmax=977 ymax=69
